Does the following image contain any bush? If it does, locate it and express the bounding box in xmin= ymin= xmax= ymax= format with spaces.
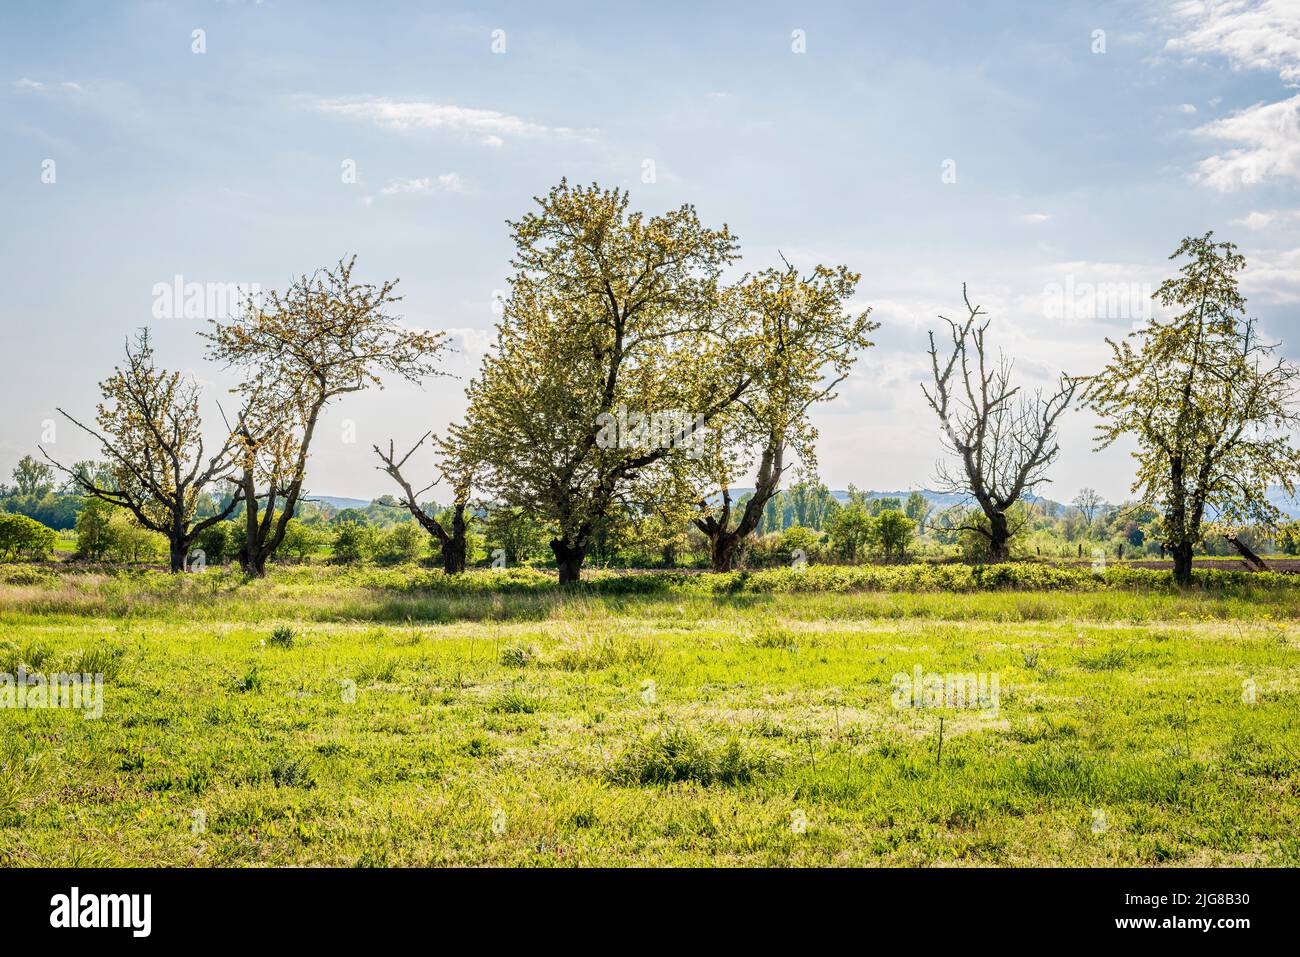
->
xmin=280 ymin=519 xmax=326 ymax=563
xmin=0 ymin=513 xmax=58 ymax=562
xmin=376 ymin=521 xmax=423 ymax=565
xmin=331 ymin=521 xmax=377 ymax=564
xmin=195 ymin=521 xmax=236 ymax=565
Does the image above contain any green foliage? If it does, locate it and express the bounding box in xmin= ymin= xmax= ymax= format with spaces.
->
xmin=331 ymin=521 xmax=377 ymax=564
xmin=0 ymin=513 xmax=58 ymax=562
xmin=280 ymin=519 xmax=326 ymax=562
xmin=375 ymin=521 xmax=423 ymax=565
xmin=874 ymin=509 xmax=915 ymax=561
xmin=826 ymin=501 xmax=874 ymax=561
xmin=74 ymin=498 xmax=116 ymax=560
xmin=1085 ymin=233 xmax=1300 ymax=577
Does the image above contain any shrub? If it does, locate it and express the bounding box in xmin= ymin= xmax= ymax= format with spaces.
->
xmin=331 ymin=521 xmax=377 ymax=564
xmin=376 ymin=521 xmax=423 ymax=565
xmin=195 ymin=521 xmax=236 ymax=565
xmin=268 ymin=625 xmax=296 ymax=648
xmin=0 ymin=513 xmax=58 ymax=562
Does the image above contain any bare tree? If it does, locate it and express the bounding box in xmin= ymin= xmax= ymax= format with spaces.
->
xmin=42 ymin=330 xmax=240 ymax=572
xmin=922 ymin=286 xmax=1077 ymax=561
xmin=373 ymin=432 xmax=469 ymax=574
xmin=1072 ymin=487 xmax=1105 ymax=526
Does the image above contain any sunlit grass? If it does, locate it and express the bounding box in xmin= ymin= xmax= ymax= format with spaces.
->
xmin=0 ymin=565 xmax=1296 ymax=866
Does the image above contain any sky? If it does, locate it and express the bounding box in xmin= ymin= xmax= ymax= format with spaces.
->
xmin=2 ymin=0 xmax=1299 ymax=505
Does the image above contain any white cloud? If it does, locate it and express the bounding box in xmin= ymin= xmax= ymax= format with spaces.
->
xmin=307 ymin=96 xmax=597 ymax=141
xmin=12 ymin=77 xmax=81 ymax=93
xmin=379 ymin=173 xmax=464 ymax=196
xmin=1021 ymin=212 xmax=1051 ymax=223
xmin=1243 ymin=246 xmax=1300 ymax=302
xmin=1192 ymin=94 xmax=1300 ymax=190
xmin=1178 ymin=102 xmax=1198 ymax=113
xmin=1165 ymin=0 xmax=1300 ymax=84
xmin=1166 ymin=1 xmax=1300 ymax=188
xmin=1234 ymin=210 xmax=1275 ymax=229
xmin=481 ymin=135 xmax=504 ymax=147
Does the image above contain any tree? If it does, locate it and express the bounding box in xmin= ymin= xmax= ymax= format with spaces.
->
xmin=12 ymin=455 xmax=54 ymax=498
xmin=482 ymin=504 xmax=546 ymax=567
xmin=693 ymin=259 xmax=876 ymax=571
xmin=1084 ymin=233 xmax=1300 ymax=584
xmin=923 ymin=286 xmax=1077 ymax=562
xmin=373 ymin=431 xmax=470 ymax=574
xmin=826 ymin=500 xmax=874 ymax=562
xmin=44 ymin=330 xmax=239 ymax=572
xmin=74 ymin=497 xmax=117 ymax=561
xmin=451 ymin=180 xmax=748 ymax=582
xmin=204 ymin=256 xmax=448 ymax=576
xmin=194 ymin=520 xmax=235 ymax=565
xmin=0 ymin=513 xmax=57 ymax=561
xmin=874 ymin=509 xmax=915 ymax=562
xmin=1072 ymin=487 xmax=1105 ymax=526
xmin=904 ymin=491 xmax=930 ymax=527
xmin=105 ymin=511 xmax=164 ymax=563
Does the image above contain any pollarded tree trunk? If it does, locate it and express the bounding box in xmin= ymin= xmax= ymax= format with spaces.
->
xmin=439 ymin=503 xmax=468 ymax=574
xmin=1171 ymin=541 xmax=1194 ymax=585
xmin=551 ymin=538 xmax=586 ymax=584
xmin=696 ymin=441 xmax=784 ymax=573
xmin=169 ymin=540 xmax=188 ymax=573
xmin=987 ymin=510 xmax=1011 ymax=563
xmin=706 ymin=530 xmax=744 ymax=573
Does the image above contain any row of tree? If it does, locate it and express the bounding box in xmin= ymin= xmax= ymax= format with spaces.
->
xmin=37 ymin=179 xmax=1300 ymax=586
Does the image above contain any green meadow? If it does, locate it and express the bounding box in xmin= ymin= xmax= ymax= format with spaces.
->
xmin=1 ymin=565 xmax=1297 ymax=867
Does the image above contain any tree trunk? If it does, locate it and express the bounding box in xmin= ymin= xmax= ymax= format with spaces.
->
xmin=1171 ymin=541 xmax=1194 ymax=585
xmin=709 ymin=531 xmax=742 ymax=572
xmin=169 ymin=540 xmax=187 ymax=573
xmin=551 ymin=538 xmax=586 ymax=584
xmin=441 ymin=538 xmax=466 ymax=575
xmin=987 ymin=510 xmax=1011 ymax=562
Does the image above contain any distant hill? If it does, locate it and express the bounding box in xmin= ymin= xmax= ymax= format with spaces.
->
xmin=305 ymin=495 xmax=373 ymax=511
xmin=311 ymin=487 xmax=1300 ymax=520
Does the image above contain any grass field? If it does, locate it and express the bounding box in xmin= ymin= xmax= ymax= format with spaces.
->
xmin=1 ymin=564 xmax=1298 ymax=867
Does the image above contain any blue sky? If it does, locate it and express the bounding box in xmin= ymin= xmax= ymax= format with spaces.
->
xmin=2 ymin=0 xmax=1299 ymax=504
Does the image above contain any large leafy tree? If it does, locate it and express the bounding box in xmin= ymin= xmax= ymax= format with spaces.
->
xmin=44 ymin=329 xmax=239 ymax=571
xmin=923 ymin=286 xmax=1077 ymax=562
xmin=693 ymin=260 xmax=876 ymax=571
xmin=204 ymin=257 xmax=448 ymax=575
xmin=1085 ymin=233 xmax=1300 ymax=584
xmin=452 ymin=181 xmax=748 ymax=582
